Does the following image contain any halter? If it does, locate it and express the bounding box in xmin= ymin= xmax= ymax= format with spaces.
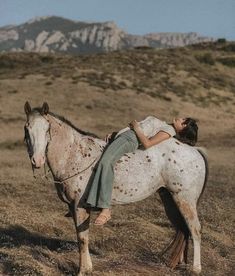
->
xmin=24 ymin=114 xmax=98 ymax=184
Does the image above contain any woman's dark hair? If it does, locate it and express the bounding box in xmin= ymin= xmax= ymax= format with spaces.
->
xmin=176 ymin=118 xmax=198 ymax=146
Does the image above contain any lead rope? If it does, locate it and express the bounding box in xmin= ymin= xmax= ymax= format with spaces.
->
xmin=53 ymin=156 xmax=98 ymax=184
xmin=37 ymin=152 xmax=98 ymax=183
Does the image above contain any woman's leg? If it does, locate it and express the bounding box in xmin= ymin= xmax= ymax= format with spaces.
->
xmin=86 ymin=136 xmax=132 ymax=207
xmin=86 ymin=135 xmax=138 ymax=224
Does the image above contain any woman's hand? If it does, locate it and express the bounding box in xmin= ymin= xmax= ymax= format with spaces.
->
xmin=104 ymin=132 xmax=118 ymax=143
xmin=105 ymin=133 xmax=112 ymax=143
xmin=129 ymin=120 xmax=139 ymax=131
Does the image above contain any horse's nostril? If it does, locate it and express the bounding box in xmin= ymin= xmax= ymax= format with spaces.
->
xmin=31 ymin=157 xmax=36 ymax=165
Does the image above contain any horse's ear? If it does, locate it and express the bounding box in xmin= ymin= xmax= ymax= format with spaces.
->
xmin=24 ymin=101 xmax=31 ymax=116
xmin=41 ymin=102 xmax=49 ymax=115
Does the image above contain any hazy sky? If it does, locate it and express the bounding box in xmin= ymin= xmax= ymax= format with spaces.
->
xmin=0 ymin=0 xmax=234 ymax=40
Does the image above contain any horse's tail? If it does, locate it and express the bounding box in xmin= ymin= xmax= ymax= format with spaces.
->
xmin=159 ymin=147 xmax=209 ymax=268
xmin=159 ymin=188 xmax=190 ymax=268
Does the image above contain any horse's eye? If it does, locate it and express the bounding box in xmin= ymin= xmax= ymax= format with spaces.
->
xmin=25 ymin=122 xmax=30 ymax=128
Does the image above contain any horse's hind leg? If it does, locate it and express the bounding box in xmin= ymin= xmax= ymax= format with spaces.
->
xmin=174 ymin=195 xmax=201 ymax=275
xmin=70 ymin=202 xmax=92 ymax=276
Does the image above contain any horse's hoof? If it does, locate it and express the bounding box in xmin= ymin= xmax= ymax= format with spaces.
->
xmin=190 ymin=267 xmax=201 ymax=275
xmin=78 ymin=267 xmax=93 ymax=276
xmin=78 ymin=272 xmax=92 ymax=276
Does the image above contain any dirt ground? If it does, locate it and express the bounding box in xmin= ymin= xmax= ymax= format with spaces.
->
xmin=0 ymin=45 xmax=235 ymax=275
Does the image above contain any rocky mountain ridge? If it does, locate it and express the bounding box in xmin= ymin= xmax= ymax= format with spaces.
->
xmin=0 ymin=16 xmax=215 ymax=54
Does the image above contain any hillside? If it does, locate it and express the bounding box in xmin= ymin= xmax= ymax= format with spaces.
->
xmin=0 ymin=16 xmax=214 ymax=54
xmin=0 ymin=42 xmax=234 ymax=275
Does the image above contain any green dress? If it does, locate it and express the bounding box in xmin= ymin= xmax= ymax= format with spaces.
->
xmin=86 ymin=130 xmax=139 ymax=208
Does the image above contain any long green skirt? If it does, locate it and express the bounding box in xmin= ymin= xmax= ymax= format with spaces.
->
xmin=86 ymin=130 xmax=139 ymax=208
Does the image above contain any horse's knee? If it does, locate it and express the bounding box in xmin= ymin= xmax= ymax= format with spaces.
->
xmin=192 ymin=225 xmax=201 ymax=239
xmin=78 ymin=230 xmax=88 ymax=241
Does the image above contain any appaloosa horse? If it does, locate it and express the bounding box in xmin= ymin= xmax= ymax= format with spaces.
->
xmin=24 ymin=102 xmax=208 ymax=275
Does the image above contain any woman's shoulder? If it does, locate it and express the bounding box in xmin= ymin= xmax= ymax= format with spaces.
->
xmin=140 ymin=115 xmax=163 ymax=123
xmin=139 ymin=116 xmax=166 ymax=133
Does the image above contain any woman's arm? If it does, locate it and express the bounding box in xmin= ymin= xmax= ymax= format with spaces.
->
xmin=129 ymin=120 xmax=171 ymax=149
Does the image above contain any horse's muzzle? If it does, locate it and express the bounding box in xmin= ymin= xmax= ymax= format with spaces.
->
xmin=31 ymin=155 xmax=46 ymax=168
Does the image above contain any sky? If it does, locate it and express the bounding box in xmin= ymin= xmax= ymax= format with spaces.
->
xmin=0 ymin=0 xmax=234 ymax=40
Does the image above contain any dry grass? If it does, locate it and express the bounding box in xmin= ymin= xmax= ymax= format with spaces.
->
xmin=0 ymin=42 xmax=235 ymax=275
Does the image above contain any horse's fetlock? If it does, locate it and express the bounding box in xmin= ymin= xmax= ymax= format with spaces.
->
xmin=191 ymin=265 xmax=201 ymax=275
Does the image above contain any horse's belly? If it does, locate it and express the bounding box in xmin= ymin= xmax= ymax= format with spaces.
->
xmin=111 ymin=153 xmax=163 ymax=204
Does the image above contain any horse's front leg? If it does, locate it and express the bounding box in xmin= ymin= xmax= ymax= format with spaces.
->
xmin=72 ymin=205 xmax=92 ymax=275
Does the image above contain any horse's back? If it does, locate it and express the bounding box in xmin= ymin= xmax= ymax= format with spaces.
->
xmin=111 ymin=138 xmax=206 ymax=205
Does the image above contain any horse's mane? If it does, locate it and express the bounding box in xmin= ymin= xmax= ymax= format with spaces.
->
xmin=31 ymin=108 xmax=99 ymax=138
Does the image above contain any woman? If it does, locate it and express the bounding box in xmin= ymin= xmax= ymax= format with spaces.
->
xmin=86 ymin=116 xmax=198 ymax=225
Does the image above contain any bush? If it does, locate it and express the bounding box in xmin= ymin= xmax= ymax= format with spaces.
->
xmin=196 ymin=53 xmax=215 ymax=65
xmin=222 ymin=43 xmax=235 ymax=52
xmin=217 ymin=57 xmax=235 ymax=68
xmin=217 ymin=38 xmax=227 ymax=43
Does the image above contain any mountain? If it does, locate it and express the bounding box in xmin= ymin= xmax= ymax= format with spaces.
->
xmin=0 ymin=16 xmax=215 ymax=54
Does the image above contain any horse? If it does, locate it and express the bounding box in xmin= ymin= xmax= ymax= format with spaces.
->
xmin=23 ymin=102 xmax=208 ymax=275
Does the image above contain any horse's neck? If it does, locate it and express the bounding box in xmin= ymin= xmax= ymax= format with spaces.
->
xmin=46 ymin=114 xmax=82 ymax=177
xmin=45 ymin=114 xmax=104 ymax=179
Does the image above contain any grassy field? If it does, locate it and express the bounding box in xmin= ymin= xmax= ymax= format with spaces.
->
xmin=0 ymin=42 xmax=234 ymax=275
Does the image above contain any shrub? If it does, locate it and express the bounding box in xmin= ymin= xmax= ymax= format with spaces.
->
xmin=217 ymin=38 xmax=227 ymax=43
xmin=196 ymin=53 xmax=215 ymax=65
xmin=222 ymin=43 xmax=235 ymax=52
xmin=217 ymin=57 xmax=235 ymax=68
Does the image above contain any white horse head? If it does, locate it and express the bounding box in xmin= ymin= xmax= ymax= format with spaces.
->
xmin=24 ymin=101 xmax=50 ymax=168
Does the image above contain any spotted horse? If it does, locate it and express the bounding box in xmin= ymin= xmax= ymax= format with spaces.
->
xmin=24 ymin=102 xmax=208 ymax=275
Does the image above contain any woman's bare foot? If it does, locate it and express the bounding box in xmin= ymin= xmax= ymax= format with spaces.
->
xmin=94 ymin=209 xmax=111 ymax=226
